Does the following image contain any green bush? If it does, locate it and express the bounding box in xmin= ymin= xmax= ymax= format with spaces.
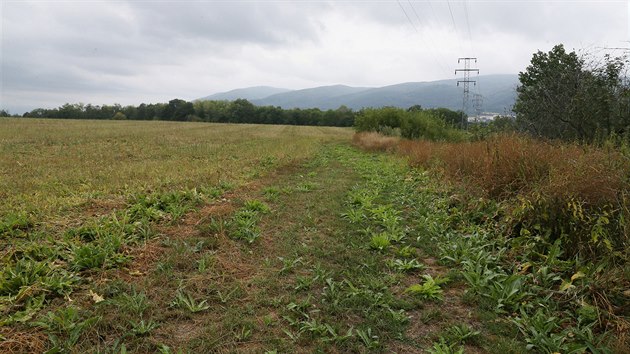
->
xmin=355 ymin=107 xmax=466 ymax=142
xmin=355 ymin=107 xmax=406 ymax=133
xmin=400 ymin=110 xmax=466 ymax=141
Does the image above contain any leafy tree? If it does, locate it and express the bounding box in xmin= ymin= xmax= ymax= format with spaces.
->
xmin=227 ymin=99 xmax=257 ymax=123
xmin=407 ymin=104 xmax=423 ymax=112
xmin=514 ymin=44 xmax=629 ymax=141
xmin=163 ymin=99 xmax=194 ymax=121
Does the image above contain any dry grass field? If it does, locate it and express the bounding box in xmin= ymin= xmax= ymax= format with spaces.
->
xmin=0 ymin=118 xmax=351 ymax=221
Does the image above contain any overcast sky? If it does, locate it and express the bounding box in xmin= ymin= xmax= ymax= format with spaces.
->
xmin=1 ymin=0 xmax=628 ymax=113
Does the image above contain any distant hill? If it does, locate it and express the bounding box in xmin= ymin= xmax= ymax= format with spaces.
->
xmin=197 ymin=86 xmax=291 ymax=101
xmin=253 ymin=85 xmax=370 ymax=108
xmin=199 ymin=75 xmax=518 ymax=114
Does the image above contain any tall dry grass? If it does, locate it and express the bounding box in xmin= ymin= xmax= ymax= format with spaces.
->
xmin=398 ymin=134 xmax=629 ymax=205
xmin=352 ymin=132 xmax=399 ymax=152
xmin=356 ymin=132 xmax=630 ymax=258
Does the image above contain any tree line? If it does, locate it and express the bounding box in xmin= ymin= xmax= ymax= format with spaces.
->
xmin=14 ymin=98 xmax=355 ymax=127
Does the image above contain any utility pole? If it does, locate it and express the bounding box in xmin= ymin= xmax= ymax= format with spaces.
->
xmin=455 ymin=57 xmax=479 ymax=129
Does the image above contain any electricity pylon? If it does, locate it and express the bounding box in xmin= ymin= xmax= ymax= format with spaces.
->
xmin=455 ymin=57 xmax=479 ymax=129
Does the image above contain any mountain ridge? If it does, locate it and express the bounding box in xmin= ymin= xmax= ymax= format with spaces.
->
xmin=198 ymin=74 xmax=518 ymax=113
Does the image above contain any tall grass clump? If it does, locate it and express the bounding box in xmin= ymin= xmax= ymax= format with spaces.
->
xmin=352 ymin=132 xmax=399 ymax=152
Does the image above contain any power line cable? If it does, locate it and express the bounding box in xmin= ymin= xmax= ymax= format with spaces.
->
xmin=462 ymin=0 xmax=474 ymax=53
xmin=406 ymin=0 xmax=451 ymax=75
xmin=396 ymin=0 xmax=418 ymax=33
xmin=446 ymin=0 xmax=464 ymax=53
xmin=394 ymin=0 xmax=451 ymax=77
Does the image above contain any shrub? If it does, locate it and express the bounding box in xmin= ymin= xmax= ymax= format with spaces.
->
xmin=400 ymin=110 xmax=466 ymax=141
xmin=354 ymin=107 xmax=467 ymax=142
xmin=355 ymin=107 xmax=405 ymax=133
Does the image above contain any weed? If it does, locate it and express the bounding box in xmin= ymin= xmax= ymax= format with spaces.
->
xmin=243 ymin=199 xmax=270 ymax=214
xmin=397 ymin=245 xmax=417 ymax=258
xmin=0 ymin=212 xmax=33 ymax=237
xmin=262 ymin=186 xmax=280 ymax=201
xmin=446 ymin=324 xmax=481 ymax=345
xmin=129 ymin=319 xmax=159 ymax=336
xmin=198 ymin=217 xmax=228 ymax=236
xmin=296 ymin=182 xmax=316 ymax=192
xmin=388 ymin=308 xmax=410 ymax=325
xmin=34 ymin=306 xmax=101 ymax=351
xmin=114 ymin=289 xmax=150 ymax=316
xmin=216 ymin=286 xmax=240 ymax=304
xmin=294 ymin=275 xmax=315 ymax=291
xmin=262 ymin=314 xmax=275 ymax=326
xmin=369 ymin=233 xmax=391 ymax=251
xmin=420 ymin=308 xmax=444 ymax=324
xmin=512 ymin=308 xmax=567 ymax=352
xmin=229 ymin=210 xmax=261 ymax=243
xmin=234 ymin=325 xmax=253 ymax=341
xmin=171 ymin=290 xmax=210 ymax=313
xmin=157 ymin=343 xmax=187 ymax=354
xmin=278 ymin=256 xmax=304 ymax=275
xmin=427 ymin=337 xmax=464 ymax=354
xmin=387 ymin=258 xmax=425 ymax=272
xmin=70 ymin=244 xmax=108 ymax=270
xmin=196 ymin=253 xmax=214 ymax=273
xmin=356 ymin=327 xmax=379 ymax=349
xmin=405 ymin=275 xmax=444 ymax=301
xmin=340 ymin=208 xmax=365 ymax=224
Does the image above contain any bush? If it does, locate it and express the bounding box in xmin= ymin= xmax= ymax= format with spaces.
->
xmin=401 ymin=110 xmax=467 ymax=141
xmin=355 ymin=107 xmax=405 ymax=133
xmin=112 ymin=112 xmax=127 ymax=120
xmin=355 ymin=107 xmax=466 ymax=142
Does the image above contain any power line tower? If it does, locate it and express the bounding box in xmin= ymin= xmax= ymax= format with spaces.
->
xmin=455 ymin=57 xmax=479 ymax=129
xmin=472 ymin=93 xmax=483 ymax=122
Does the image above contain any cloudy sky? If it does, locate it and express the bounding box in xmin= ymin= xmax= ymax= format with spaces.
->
xmin=1 ymin=0 xmax=628 ymax=113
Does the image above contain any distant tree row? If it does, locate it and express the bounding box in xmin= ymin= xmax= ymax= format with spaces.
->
xmin=17 ymin=98 xmax=355 ymax=127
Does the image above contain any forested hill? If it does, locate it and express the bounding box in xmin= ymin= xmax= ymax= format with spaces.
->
xmin=200 ymin=74 xmax=518 ymax=113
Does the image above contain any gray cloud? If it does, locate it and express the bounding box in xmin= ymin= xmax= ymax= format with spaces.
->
xmin=1 ymin=0 xmax=628 ymax=114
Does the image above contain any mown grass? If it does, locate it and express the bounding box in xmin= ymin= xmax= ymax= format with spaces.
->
xmin=0 ymin=118 xmax=351 ymax=222
xmin=0 ymin=119 xmax=351 ymax=352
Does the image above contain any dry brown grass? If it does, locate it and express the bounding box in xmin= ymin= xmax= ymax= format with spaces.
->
xmin=395 ymin=133 xmax=629 ymax=205
xmin=352 ymin=132 xmax=399 ymax=152
xmin=0 ymin=327 xmax=47 ymax=354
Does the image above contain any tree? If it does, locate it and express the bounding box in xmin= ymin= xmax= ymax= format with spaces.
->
xmin=407 ymin=104 xmax=423 ymax=112
xmin=112 ymin=112 xmax=127 ymax=120
xmin=227 ymin=99 xmax=256 ymax=123
xmin=514 ymin=44 xmax=629 ymax=141
xmin=163 ymin=99 xmax=194 ymax=121
xmin=425 ymin=107 xmax=464 ymax=127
